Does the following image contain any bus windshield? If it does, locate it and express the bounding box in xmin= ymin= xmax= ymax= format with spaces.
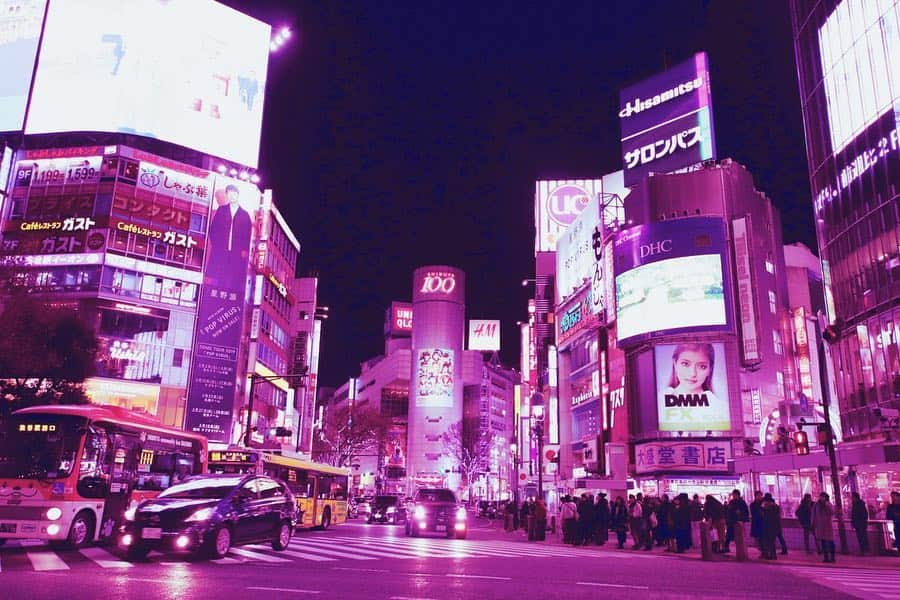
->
xmin=0 ymin=415 xmax=86 ymax=480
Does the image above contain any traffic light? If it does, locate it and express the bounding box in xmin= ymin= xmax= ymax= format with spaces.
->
xmin=816 ymin=423 xmax=832 ymax=445
xmin=793 ymin=430 xmax=810 ymax=455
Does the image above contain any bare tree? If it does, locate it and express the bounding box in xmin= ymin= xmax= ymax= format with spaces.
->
xmin=0 ymin=294 xmax=98 ymax=422
xmin=312 ymin=404 xmax=390 ymax=468
xmin=442 ymin=417 xmax=494 ymax=502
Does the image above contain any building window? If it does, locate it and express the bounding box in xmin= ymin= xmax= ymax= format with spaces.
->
xmin=776 ymin=371 xmax=784 ymax=396
xmin=773 ymin=330 xmax=783 ymax=355
xmin=768 ymin=290 xmax=777 ymax=314
xmin=765 ymin=259 xmax=775 ymax=275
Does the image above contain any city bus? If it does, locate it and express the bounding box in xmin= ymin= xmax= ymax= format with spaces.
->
xmin=0 ymin=405 xmax=207 ymax=547
xmin=208 ymin=448 xmax=349 ymax=529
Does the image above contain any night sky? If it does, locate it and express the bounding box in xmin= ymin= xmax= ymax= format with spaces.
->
xmin=223 ymin=0 xmax=814 ymax=389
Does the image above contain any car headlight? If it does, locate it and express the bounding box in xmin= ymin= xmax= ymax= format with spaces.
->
xmin=413 ymin=505 xmax=426 ymax=520
xmin=386 ymin=506 xmax=396 ymax=514
xmin=123 ymin=507 xmax=137 ymax=521
xmin=456 ymin=507 xmax=467 ymax=521
xmin=185 ymin=507 xmax=216 ymax=522
xmin=46 ymin=507 xmax=63 ymax=521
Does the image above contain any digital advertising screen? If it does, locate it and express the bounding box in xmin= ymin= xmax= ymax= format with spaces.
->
xmin=415 ymin=348 xmax=454 ymax=408
xmin=614 ymin=217 xmax=729 ymax=343
xmin=654 ymin=342 xmax=731 ymax=432
xmin=26 ymin=0 xmax=271 ymax=168
xmin=0 ymin=0 xmax=45 ymax=132
xmin=618 ymin=52 xmax=716 ymax=187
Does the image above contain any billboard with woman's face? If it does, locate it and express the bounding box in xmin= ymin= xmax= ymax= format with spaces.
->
xmin=654 ymin=342 xmax=731 ymax=432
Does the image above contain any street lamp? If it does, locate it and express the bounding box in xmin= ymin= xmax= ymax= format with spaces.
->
xmin=244 ymin=372 xmax=307 ymax=448
xmin=531 ymin=391 xmax=545 ymax=500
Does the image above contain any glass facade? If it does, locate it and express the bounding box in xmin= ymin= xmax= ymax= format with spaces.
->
xmin=791 ymin=0 xmax=900 ymax=440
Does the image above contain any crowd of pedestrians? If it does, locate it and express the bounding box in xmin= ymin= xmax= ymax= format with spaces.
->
xmin=501 ymin=488 xmax=900 ymax=563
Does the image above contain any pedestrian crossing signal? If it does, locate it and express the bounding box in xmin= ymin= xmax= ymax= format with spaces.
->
xmin=793 ymin=430 xmax=810 ymax=455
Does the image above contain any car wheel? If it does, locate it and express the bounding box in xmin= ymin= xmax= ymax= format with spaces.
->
xmin=65 ymin=511 xmax=96 ymax=548
xmin=319 ymin=508 xmax=331 ymax=530
xmin=272 ymin=520 xmax=292 ymax=551
xmin=126 ymin=543 xmax=152 ymax=561
xmin=208 ymin=525 xmax=232 ymax=559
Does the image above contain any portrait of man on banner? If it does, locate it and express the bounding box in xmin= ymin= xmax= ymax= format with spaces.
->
xmin=206 ymin=183 xmax=253 ymax=291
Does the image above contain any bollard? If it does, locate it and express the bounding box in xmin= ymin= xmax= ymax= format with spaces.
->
xmin=504 ymin=513 xmax=513 ymax=532
xmin=734 ymin=521 xmax=748 ymax=562
xmin=526 ymin=515 xmax=535 ymax=541
xmin=700 ymin=521 xmax=712 ymax=561
xmin=550 ymin=515 xmax=557 ymax=534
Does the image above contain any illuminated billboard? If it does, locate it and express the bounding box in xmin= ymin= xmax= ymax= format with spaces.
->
xmin=386 ymin=301 xmax=413 ymax=337
xmin=415 ymin=348 xmax=454 ymax=408
xmin=534 ymin=179 xmax=602 ymax=254
xmin=412 ymin=267 xmax=464 ymax=304
xmin=614 ymin=217 xmax=729 ymax=343
xmin=654 ymin=342 xmax=731 ymax=432
xmin=184 ymin=175 xmax=261 ymax=441
xmin=0 ymin=0 xmax=45 ymax=132
xmin=26 ymin=0 xmax=270 ymax=167
xmin=467 ymin=319 xmax=500 ymax=351
xmin=619 ymin=52 xmax=716 ymax=186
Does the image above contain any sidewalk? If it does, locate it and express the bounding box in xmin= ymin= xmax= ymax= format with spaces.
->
xmin=505 ymin=524 xmax=900 ymax=570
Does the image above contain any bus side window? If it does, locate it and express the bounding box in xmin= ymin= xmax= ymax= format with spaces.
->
xmin=332 ymin=476 xmax=348 ymax=500
xmin=294 ymin=470 xmax=311 ymax=498
xmin=78 ymin=426 xmax=110 ymax=499
xmin=318 ymin=476 xmax=332 ymax=500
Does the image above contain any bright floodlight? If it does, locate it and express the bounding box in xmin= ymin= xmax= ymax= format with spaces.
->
xmin=250 ymin=174 xmax=261 ymax=184
xmin=281 ymin=27 xmax=291 ymax=38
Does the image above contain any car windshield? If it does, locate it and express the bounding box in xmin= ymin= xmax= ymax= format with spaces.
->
xmin=373 ymin=496 xmax=398 ymax=507
xmin=416 ymin=489 xmax=456 ymax=503
xmin=159 ymin=477 xmax=242 ymax=499
xmin=0 ymin=415 xmax=85 ymax=480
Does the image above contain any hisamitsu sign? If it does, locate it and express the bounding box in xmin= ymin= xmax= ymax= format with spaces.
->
xmin=634 ymin=440 xmax=732 ymax=474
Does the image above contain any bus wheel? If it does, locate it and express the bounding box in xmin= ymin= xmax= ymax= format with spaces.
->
xmin=319 ymin=508 xmax=331 ymax=530
xmin=66 ymin=511 xmax=96 ymax=548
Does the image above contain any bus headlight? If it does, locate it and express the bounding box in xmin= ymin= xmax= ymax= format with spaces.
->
xmin=413 ymin=505 xmax=426 ymax=520
xmin=185 ymin=507 xmax=215 ymax=522
xmin=455 ymin=507 xmax=467 ymax=521
xmin=46 ymin=507 xmax=63 ymax=521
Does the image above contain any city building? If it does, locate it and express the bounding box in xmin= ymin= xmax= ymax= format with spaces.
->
xmin=788 ymin=0 xmax=899 ymax=514
xmin=0 ymin=1 xmax=321 ymax=450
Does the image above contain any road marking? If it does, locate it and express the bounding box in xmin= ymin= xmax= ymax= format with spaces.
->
xmin=293 ymin=541 xmax=412 ymax=560
xmin=79 ymin=547 xmax=132 ymax=568
xmin=446 ymin=573 xmax=511 ymax=581
xmin=228 ymin=547 xmax=291 ymax=563
xmin=389 ymin=597 xmax=439 ymax=600
xmin=211 ymin=556 xmax=244 ymax=564
xmin=273 ymin=548 xmax=336 ymax=562
xmin=332 ymin=567 xmax=390 ymax=573
xmin=576 ymin=582 xmax=649 ymax=590
xmin=27 ymin=551 xmax=70 ymax=571
xmin=283 ymin=542 xmax=375 ymax=561
xmin=247 ymin=586 xmax=320 ymax=594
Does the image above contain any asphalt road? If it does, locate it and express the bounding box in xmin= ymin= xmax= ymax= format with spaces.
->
xmin=1 ymin=515 xmax=894 ymax=599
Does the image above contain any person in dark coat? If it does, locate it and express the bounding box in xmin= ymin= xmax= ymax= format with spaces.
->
xmin=656 ymin=495 xmax=673 ymax=550
xmin=750 ymin=491 xmax=764 ymax=549
xmin=724 ymin=489 xmax=750 ymax=553
xmin=759 ymin=493 xmax=782 ymax=560
xmin=689 ymin=494 xmax=703 ymax=548
xmin=850 ymin=492 xmax=869 ymax=555
xmin=887 ymin=491 xmax=900 ymax=555
xmin=610 ymin=496 xmax=629 ymax=549
xmin=795 ymin=493 xmax=818 ymax=554
xmin=594 ymin=493 xmax=610 ymax=545
xmin=672 ymin=493 xmax=692 ymax=553
xmin=812 ymin=492 xmax=836 ymax=563
xmin=577 ymin=493 xmax=595 ymax=546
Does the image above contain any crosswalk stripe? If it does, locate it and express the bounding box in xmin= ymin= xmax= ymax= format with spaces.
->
xmin=79 ymin=547 xmax=132 ymax=568
xmin=282 ymin=543 xmax=375 ymax=561
xmin=27 ymin=551 xmax=69 ymax=571
xmin=228 ymin=547 xmax=291 ymax=563
xmin=274 ymin=548 xmax=337 ymax=562
xmin=338 ymin=539 xmax=474 ymax=558
xmin=295 ymin=540 xmax=428 ymax=560
xmin=211 ymin=556 xmax=244 ymax=564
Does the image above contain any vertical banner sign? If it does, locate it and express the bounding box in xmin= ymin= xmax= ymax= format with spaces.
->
xmin=793 ymin=307 xmax=814 ymax=400
xmin=184 ymin=176 xmax=260 ymax=441
xmin=732 ymin=217 xmax=760 ymax=363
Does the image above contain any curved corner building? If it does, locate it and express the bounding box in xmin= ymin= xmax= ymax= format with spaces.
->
xmin=790 ymin=0 xmax=900 ymax=441
xmin=408 ymin=266 xmax=465 ymax=492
